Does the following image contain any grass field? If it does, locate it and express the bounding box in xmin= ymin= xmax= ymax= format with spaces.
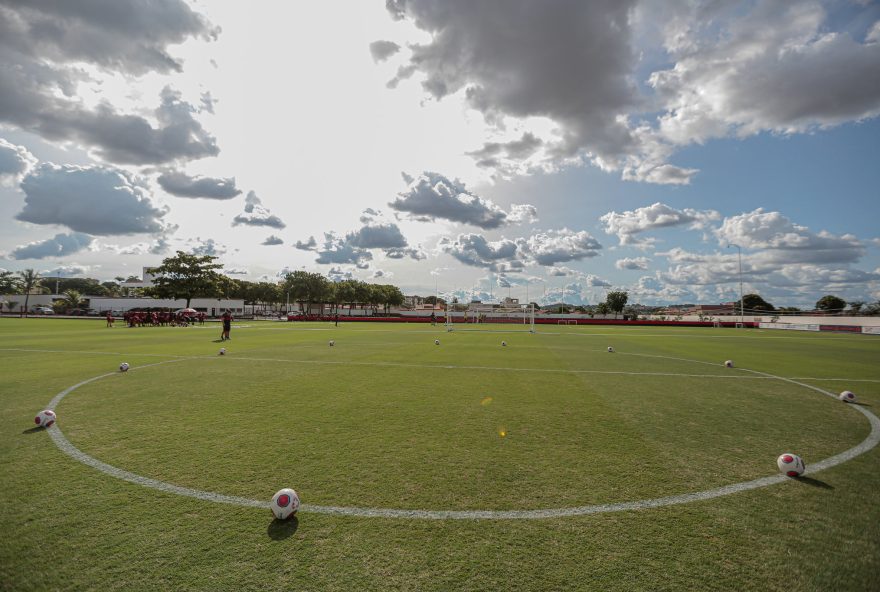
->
xmin=1 ymin=318 xmax=879 ymax=591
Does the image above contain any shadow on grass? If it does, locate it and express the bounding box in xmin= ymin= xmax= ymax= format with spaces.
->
xmin=849 ymin=401 xmax=872 ymax=407
xmin=267 ymin=516 xmax=299 ymax=540
xmin=212 ymin=339 xmax=225 ymax=343
xmin=22 ymin=426 xmax=44 ymax=435
xmin=796 ymin=476 xmax=834 ymax=489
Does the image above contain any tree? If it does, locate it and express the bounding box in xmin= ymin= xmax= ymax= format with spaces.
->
xmin=848 ymin=301 xmax=865 ymax=316
xmin=816 ymin=294 xmax=846 ymax=313
xmin=605 ymin=290 xmax=628 ymax=318
xmin=5 ymin=300 xmax=18 ymax=313
xmin=0 ymin=270 xmax=21 ymax=294
xmin=595 ymin=302 xmax=610 ymax=316
xmin=61 ymin=290 xmax=86 ymax=311
xmin=148 ymin=251 xmax=224 ymax=307
xmin=739 ymin=293 xmax=774 ymax=312
xmin=18 ymin=269 xmax=44 ymax=315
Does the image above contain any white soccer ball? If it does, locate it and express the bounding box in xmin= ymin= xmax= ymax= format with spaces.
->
xmin=271 ymin=488 xmax=300 ymax=520
xmin=219 ymin=348 xmax=226 ymax=356
xmin=777 ymin=453 xmax=805 ymax=477
xmin=119 ymin=362 xmax=130 ymax=372
xmin=329 ymin=340 xmax=335 ymax=347
xmin=607 ymin=346 xmax=614 ymax=353
xmin=34 ymin=409 xmax=56 ymax=428
xmin=435 ymin=339 xmax=440 ymax=345
xmin=724 ymin=360 xmax=734 ymax=368
xmin=839 ymin=390 xmax=857 ymax=403
xmin=501 ymin=341 xmax=507 ymax=347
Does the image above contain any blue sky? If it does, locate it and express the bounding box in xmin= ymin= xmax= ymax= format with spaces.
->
xmin=1 ymin=1 xmax=879 ymax=308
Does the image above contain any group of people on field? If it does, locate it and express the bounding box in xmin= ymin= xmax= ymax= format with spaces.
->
xmin=111 ymin=310 xmax=207 ymax=328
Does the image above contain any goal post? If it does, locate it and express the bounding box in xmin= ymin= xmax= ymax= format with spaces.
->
xmin=446 ymin=303 xmax=535 ymax=333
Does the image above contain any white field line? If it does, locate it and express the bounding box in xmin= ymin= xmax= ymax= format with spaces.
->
xmin=40 ymin=355 xmax=880 ymax=520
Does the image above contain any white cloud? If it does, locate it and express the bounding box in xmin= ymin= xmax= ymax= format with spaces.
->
xmin=0 ymin=2 xmax=219 ymax=165
xmin=516 ymin=229 xmax=602 ymax=266
xmin=715 ymin=209 xmax=864 ymax=264
xmin=439 ymin=234 xmax=518 ymax=269
xmin=649 ymin=2 xmax=880 ymax=144
xmin=16 ymin=163 xmax=168 ymax=235
xmin=616 ymin=257 xmax=650 ymax=270
xmin=390 ymin=171 xmax=536 ymax=229
xmin=261 ymin=235 xmax=284 ymax=246
xmin=0 ymin=138 xmax=37 ymax=186
xmin=225 ymin=268 xmax=248 ymax=275
xmin=10 ymin=232 xmax=93 ymax=260
xmin=232 ymin=191 xmax=286 ymax=229
xmin=369 ymin=40 xmax=401 ymax=62
xmin=186 ymin=237 xmax=226 ymax=257
xmin=600 ymin=202 xmax=720 ymax=247
xmin=158 ymin=170 xmax=241 ymax=200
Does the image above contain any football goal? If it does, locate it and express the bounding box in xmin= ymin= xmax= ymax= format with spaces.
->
xmin=446 ymin=303 xmax=536 ymax=333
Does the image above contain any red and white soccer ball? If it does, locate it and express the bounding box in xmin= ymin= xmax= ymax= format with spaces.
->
xmin=839 ymin=390 xmax=857 ymax=403
xmin=219 ymin=348 xmax=226 ymax=356
xmin=271 ymin=488 xmax=300 ymax=520
xmin=119 ymin=362 xmax=130 ymax=372
xmin=35 ymin=409 xmax=56 ymax=428
xmin=724 ymin=360 xmax=734 ymax=368
xmin=777 ymin=453 xmax=805 ymax=477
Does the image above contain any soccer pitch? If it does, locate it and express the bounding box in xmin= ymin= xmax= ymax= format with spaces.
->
xmin=1 ymin=319 xmax=878 ymax=591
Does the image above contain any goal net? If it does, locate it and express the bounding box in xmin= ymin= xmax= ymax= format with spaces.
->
xmin=446 ymin=303 xmax=536 ymax=333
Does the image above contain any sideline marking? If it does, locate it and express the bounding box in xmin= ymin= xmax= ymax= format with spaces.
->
xmin=41 ymin=355 xmax=880 ymax=520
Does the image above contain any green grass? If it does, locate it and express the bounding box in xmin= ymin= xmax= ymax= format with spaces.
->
xmin=1 ymin=318 xmax=879 ymax=590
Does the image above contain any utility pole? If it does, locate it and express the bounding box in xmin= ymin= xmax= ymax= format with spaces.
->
xmin=727 ymin=244 xmax=744 ymax=325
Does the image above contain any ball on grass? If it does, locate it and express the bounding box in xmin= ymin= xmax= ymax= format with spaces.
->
xmin=839 ymin=390 xmax=857 ymax=403
xmin=607 ymin=346 xmax=614 ymax=353
xmin=435 ymin=339 xmax=440 ymax=345
xmin=271 ymin=488 xmax=300 ymax=520
xmin=329 ymin=340 xmax=335 ymax=347
xmin=724 ymin=360 xmax=734 ymax=368
xmin=34 ymin=409 xmax=56 ymax=428
xmin=119 ymin=362 xmax=130 ymax=372
xmin=777 ymin=453 xmax=805 ymax=477
xmin=501 ymin=341 xmax=507 ymax=347
xmin=219 ymin=348 xmax=226 ymax=356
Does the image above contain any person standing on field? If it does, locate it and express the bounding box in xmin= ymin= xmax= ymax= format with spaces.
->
xmin=221 ymin=309 xmax=233 ymax=341
xmin=106 ymin=311 xmax=114 ymax=327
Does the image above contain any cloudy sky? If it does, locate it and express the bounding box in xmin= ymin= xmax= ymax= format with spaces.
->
xmin=1 ymin=0 xmax=879 ymax=307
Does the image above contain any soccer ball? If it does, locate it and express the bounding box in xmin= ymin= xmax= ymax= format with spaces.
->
xmin=724 ymin=360 xmax=734 ymax=368
xmin=119 ymin=362 xmax=130 ymax=372
xmin=777 ymin=453 xmax=805 ymax=477
xmin=839 ymin=390 xmax=857 ymax=403
xmin=34 ymin=409 xmax=56 ymax=428
xmin=329 ymin=340 xmax=335 ymax=347
xmin=501 ymin=341 xmax=507 ymax=347
xmin=219 ymin=348 xmax=226 ymax=356
xmin=271 ymin=488 xmax=300 ymax=520
xmin=607 ymin=346 xmax=614 ymax=353
xmin=435 ymin=339 xmax=440 ymax=345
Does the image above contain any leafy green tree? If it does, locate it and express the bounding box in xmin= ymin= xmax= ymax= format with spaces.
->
xmin=605 ymin=290 xmax=628 ymax=318
xmin=848 ymin=301 xmax=864 ymax=315
xmin=62 ymin=290 xmax=86 ymax=311
xmin=101 ymin=281 xmax=121 ymax=297
xmin=815 ymin=294 xmax=846 ymax=313
xmin=148 ymin=251 xmax=224 ymax=307
xmin=739 ymin=293 xmax=775 ymax=312
xmin=0 ymin=270 xmax=21 ymax=294
xmin=18 ymin=269 xmax=44 ymax=315
xmin=595 ymin=302 xmax=610 ymax=315
xmin=56 ymin=277 xmax=105 ymax=296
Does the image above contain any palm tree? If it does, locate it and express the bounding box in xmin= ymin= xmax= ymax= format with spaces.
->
xmin=62 ymin=289 xmax=85 ymax=312
xmin=18 ymin=269 xmax=43 ymax=316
